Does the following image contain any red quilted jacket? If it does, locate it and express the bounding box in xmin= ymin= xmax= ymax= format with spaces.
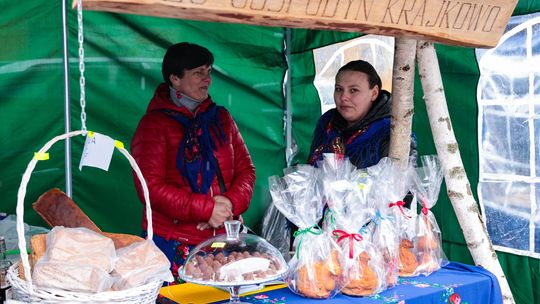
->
xmin=131 ymin=83 xmax=256 ymax=245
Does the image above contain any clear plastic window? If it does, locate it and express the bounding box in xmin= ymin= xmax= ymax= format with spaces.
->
xmin=477 ymin=12 xmax=540 ymax=258
xmin=313 ymin=35 xmax=395 ymax=114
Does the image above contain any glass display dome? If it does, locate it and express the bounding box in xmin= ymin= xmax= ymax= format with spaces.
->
xmin=179 ymin=220 xmax=288 ymax=303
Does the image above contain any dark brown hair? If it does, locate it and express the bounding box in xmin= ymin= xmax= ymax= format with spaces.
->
xmin=162 ymin=42 xmax=214 ymax=86
xmin=337 ymin=60 xmax=382 ymax=90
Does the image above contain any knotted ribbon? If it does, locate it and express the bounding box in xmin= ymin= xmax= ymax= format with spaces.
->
xmin=389 ymin=200 xmax=411 ymax=218
xmin=333 ymin=229 xmax=363 ymax=259
xmin=418 ymin=195 xmax=430 ymax=215
xmin=293 ymin=225 xmax=322 ymax=258
xmin=421 ymin=203 xmax=430 ymax=215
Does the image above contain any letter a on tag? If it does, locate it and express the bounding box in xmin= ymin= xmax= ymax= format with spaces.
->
xmin=79 ymin=132 xmax=115 ymax=171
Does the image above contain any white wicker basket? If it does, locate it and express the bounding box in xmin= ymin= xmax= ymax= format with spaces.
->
xmin=6 ymin=130 xmax=164 ymax=303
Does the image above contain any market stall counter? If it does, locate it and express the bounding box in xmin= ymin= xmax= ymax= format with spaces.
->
xmin=159 ymin=262 xmax=502 ymax=304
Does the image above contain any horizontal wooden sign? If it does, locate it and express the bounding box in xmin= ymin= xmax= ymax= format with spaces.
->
xmin=80 ymin=0 xmax=518 ymax=48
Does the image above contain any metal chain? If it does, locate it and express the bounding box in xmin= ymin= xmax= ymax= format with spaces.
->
xmin=77 ymin=0 xmax=87 ymax=131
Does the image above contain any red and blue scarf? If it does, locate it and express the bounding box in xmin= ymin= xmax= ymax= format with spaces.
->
xmin=162 ymin=103 xmax=226 ymax=194
xmin=308 ymin=109 xmax=391 ymax=168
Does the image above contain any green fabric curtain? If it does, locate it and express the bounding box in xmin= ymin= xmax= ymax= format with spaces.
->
xmin=1 ymin=3 xmax=287 ymax=234
xmin=0 ymin=1 xmax=65 ymax=228
xmin=1 ymin=1 xmax=540 ymax=303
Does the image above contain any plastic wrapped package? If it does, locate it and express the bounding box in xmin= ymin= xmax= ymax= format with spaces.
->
xmin=33 ymin=262 xmax=114 ymax=293
xmin=323 ymin=159 xmax=384 ymax=297
xmin=32 ymin=227 xmax=117 ymax=292
xmin=411 ymin=155 xmax=448 ymax=276
xmin=318 ymin=154 xmax=370 ymax=233
xmin=368 ymin=157 xmax=415 ymax=285
xmin=269 ymin=165 xmax=342 ymax=299
xmin=260 ymin=203 xmax=291 ymax=261
xmin=43 ymin=226 xmax=116 ymax=272
xmin=111 ymin=240 xmax=173 ymax=290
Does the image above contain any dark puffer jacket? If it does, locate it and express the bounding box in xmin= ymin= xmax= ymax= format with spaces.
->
xmin=131 ymin=83 xmax=256 ymax=245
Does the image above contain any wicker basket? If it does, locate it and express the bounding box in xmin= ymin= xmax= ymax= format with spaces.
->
xmin=6 ymin=130 xmax=164 ymax=303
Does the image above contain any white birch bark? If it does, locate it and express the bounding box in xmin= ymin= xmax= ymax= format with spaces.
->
xmin=416 ymin=40 xmax=514 ymax=303
xmin=388 ymin=38 xmax=416 ymax=168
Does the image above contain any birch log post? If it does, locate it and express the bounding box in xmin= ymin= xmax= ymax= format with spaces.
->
xmin=388 ymin=38 xmax=416 ymax=168
xmin=416 ymin=40 xmax=514 ymax=303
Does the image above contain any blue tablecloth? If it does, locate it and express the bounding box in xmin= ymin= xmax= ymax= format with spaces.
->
xmin=214 ymin=262 xmax=502 ymax=304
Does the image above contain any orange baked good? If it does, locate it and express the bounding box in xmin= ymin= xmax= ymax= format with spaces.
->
xmin=341 ymin=251 xmax=379 ymax=296
xmin=296 ymin=249 xmax=341 ymax=298
xmin=417 ymin=252 xmax=440 ymax=273
xmin=398 ymin=239 xmax=418 ymax=277
xmin=417 ymin=234 xmax=438 ymax=251
xmin=416 ymin=230 xmax=441 ymax=274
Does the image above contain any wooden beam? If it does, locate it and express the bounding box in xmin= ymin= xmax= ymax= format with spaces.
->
xmin=80 ymin=0 xmax=518 ymax=48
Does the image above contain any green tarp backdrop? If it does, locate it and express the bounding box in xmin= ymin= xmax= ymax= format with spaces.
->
xmin=0 ymin=1 xmax=539 ymax=303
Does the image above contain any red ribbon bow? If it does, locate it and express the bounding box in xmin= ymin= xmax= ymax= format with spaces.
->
xmin=388 ymin=200 xmax=411 ymax=218
xmin=418 ymin=195 xmax=430 ymax=215
xmin=421 ymin=203 xmax=430 ymax=215
xmin=333 ymin=230 xmax=363 ymax=259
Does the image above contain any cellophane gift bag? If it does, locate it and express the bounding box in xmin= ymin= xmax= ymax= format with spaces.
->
xmin=368 ymin=157 xmax=415 ymax=288
xmin=260 ymin=203 xmax=291 ymax=261
xmin=322 ymin=156 xmax=385 ymax=296
xmin=411 ymin=155 xmax=448 ymax=276
xmin=269 ymin=165 xmax=342 ymax=299
xmin=318 ymin=153 xmax=359 ymax=233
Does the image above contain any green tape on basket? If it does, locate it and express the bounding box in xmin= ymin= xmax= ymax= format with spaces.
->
xmin=292 ymin=225 xmax=322 ymax=259
xmin=33 ymin=152 xmax=49 ymax=161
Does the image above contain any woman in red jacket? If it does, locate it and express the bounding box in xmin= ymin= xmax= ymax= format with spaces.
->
xmin=131 ymin=42 xmax=256 ymax=282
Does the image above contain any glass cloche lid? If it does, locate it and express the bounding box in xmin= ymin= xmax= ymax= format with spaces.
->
xmin=179 ymin=220 xmax=288 ymax=287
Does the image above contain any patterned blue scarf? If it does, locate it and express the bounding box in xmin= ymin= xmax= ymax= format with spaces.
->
xmin=308 ymin=114 xmax=391 ymax=169
xmin=162 ymin=104 xmax=226 ymax=194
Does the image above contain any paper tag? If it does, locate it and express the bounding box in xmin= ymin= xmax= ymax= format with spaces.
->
xmin=210 ymin=242 xmax=226 ymax=248
xmin=79 ymin=132 xmax=115 ymax=171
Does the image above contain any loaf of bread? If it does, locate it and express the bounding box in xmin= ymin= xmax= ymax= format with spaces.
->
xmin=101 ymin=232 xmax=145 ymax=249
xmin=32 ymin=188 xmax=101 ymax=232
xmin=45 ymin=227 xmax=116 ymax=272
xmin=112 ymin=240 xmax=172 ymax=290
xmin=33 ymin=261 xmax=113 ymax=292
xmin=19 ymin=234 xmax=47 ymax=281
xmin=22 ymin=232 xmax=144 ymax=281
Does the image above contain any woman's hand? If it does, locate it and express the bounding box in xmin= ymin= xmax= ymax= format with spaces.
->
xmin=208 ymin=196 xmax=233 ymax=228
xmin=197 ymin=222 xmax=210 ymax=230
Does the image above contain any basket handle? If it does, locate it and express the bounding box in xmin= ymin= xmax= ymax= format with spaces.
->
xmin=16 ymin=130 xmax=153 ymax=285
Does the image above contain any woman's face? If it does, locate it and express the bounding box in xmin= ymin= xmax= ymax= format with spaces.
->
xmin=171 ymin=65 xmax=212 ymax=101
xmin=334 ymin=70 xmax=379 ymax=127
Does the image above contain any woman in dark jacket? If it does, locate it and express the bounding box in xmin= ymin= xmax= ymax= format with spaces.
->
xmin=308 ymin=59 xmax=416 ymax=168
xmin=131 ymin=42 xmax=255 ymax=281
